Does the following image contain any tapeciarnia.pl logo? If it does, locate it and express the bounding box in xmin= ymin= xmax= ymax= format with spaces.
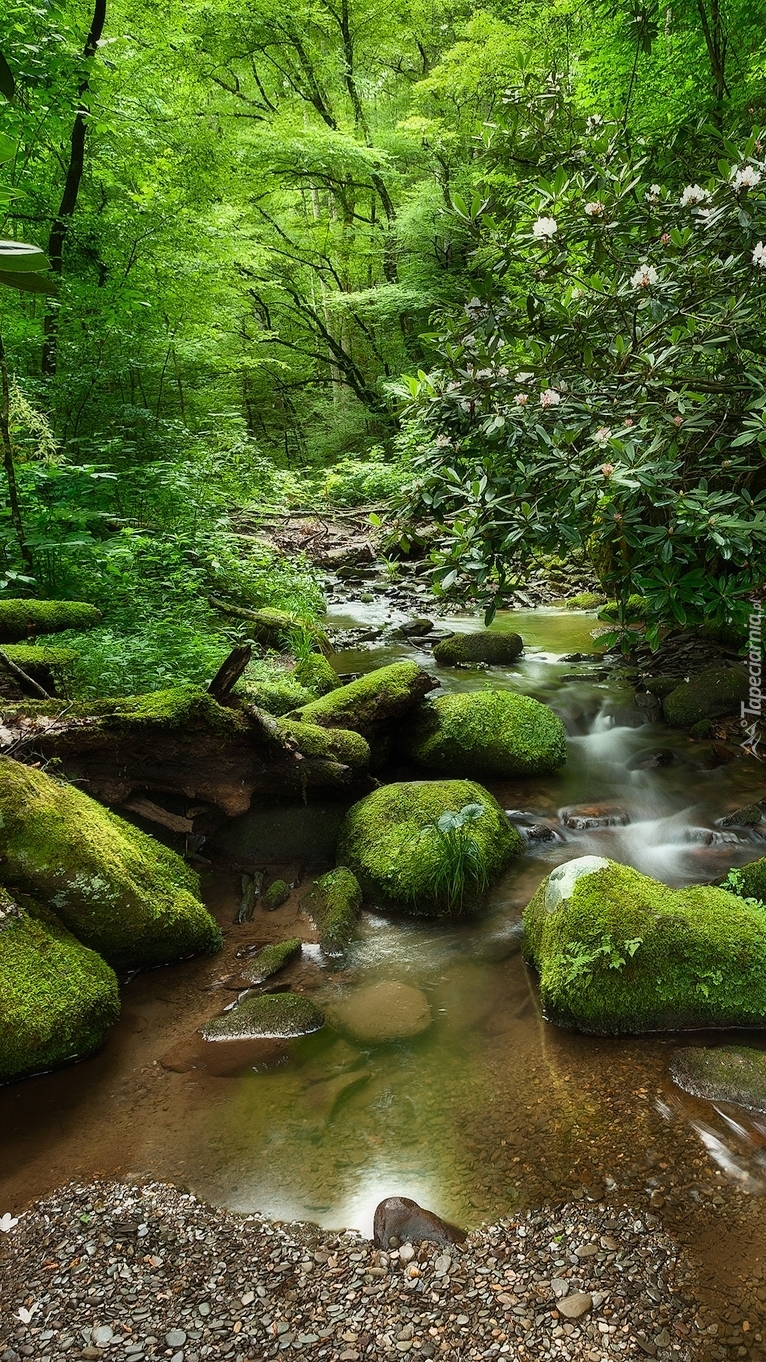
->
xmin=741 ymin=601 xmax=764 ymax=760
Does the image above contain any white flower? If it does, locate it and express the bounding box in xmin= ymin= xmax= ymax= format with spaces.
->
xmin=584 ymin=200 xmax=606 ymax=218
xmin=645 ymin=184 xmax=662 ymax=203
xmin=586 ymin=115 xmax=604 ymax=133
xmin=532 ymin=216 xmax=558 ymax=239
xmin=753 ymin=241 xmax=766 ymax=268
xmin=731 ymin=165 xmax=762 ymax=191
xmin=680 ymin=184 xmax=710 ymax=207
xmin=630 ymin=263 xmax=658 ymax=290
xmin=0 ymin=1214 xmax=18 ymax=1233
xmin=514 ymin=371 xmax=534 ymax=384
xmin=593 ymin=426 xmax=613 ymax=445
xmin=473 ymin=368 xmax=493 ymax=380
xmin=514 ymin=393 xmax=529 ymax=406
xmin=435 ymin=434 xmax=452 ymax=448
xmin=539 ymin=388 xmax=561 ymax=408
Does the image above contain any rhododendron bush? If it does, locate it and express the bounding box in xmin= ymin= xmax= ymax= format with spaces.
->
xmin=402 ymin=87 xmax=766 ymax=643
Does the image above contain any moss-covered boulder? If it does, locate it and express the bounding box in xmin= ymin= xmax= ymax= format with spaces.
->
xmin=243 ymin=937 xmax=302 ymax=985
xmin=337 ymin=780 xmax=522 ymax=917
xmin=401 ymin=690 xmax=567 ymax=778
xmin=301 ymin=867 xmax=362 ymax=953
xmin=241 ymin=675 xmax=313 ymax=716
xmin=286 ymin=661 xmax=436 ymax=736
xmin=729 ymin=858 xmax=766 ymax=902
xmin=0 ymin=757 xmax=222 ymax=970
xmin=432 ymin=631 xmax=523 ymax=667
xmin=262 ymin=878 xmax=290 ymax=911
xmin=201 ymin=992 xmax=324 ymax=1041
xmin=524 ymin=855 xmax=766 ymax=1034
xmin=0 ymin=599 xmax=102 ymax=643
xmin=662 ymin=666 xmax=749 ymax=727
xmin=0 ymin=889 xmax=119 ymax=1083
xmin=294 ymin=653 xmax=340 ymax=696
xmin=670 ymin=1045 xmax=766 ymax=1112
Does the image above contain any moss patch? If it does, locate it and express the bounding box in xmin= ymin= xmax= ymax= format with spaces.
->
xmin=301 ymin=867 xmax=362 ymax=953
xmin=524 ymin=856 xmax=766 ymax=1034
xmin=3 ymin=643 xmax=80 ymax=669
xmin=337 ymin=779 xmax=522 ymax=917
xmin=0 ymin=685 xmax=248 ymax=736
xmin=0 ymin=756 xmax=222 ymax=970
xmin=0 ymin=599 xmax=102 ymax=643
xmin=731 ymin=858 xmax=766 ymax=903
xmin=432 ymin=631 xmax=523 ymax=667
xmin=563 ymin=593 xmax=606 ymax=610
xmin=294 ymin=653 xmax=340 ymax=696
xmin=262 ymin=879 xmax=290 ymax=911
xmin=401 ymin=690 xmax=567 ymax=778
xmin=285 ymin=661 xmax=434 ymax=735
xmin=670 ymin=1045 xmax=766 ymax=1112
xmin=243 ymin=937 xmax=302 ymax=984
xmin=0 ymin=888 xmax=119 ymax=1083
xmin=201 ymin=991 xmax=324 ymax=1041
xmin=277 ymin=719 xmax=370 ymax=770
xmin=240 ymin=676 xmax=313 ymax=716
xmin=663 ymin=666 xmax=748 ymax=727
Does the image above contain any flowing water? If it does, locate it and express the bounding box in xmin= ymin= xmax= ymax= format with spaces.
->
xmin=3 ymin=606 xmax=766 ymax=1272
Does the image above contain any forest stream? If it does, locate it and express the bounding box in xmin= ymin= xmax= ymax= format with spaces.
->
xmin=2 ymin=605 xmax=766 ymax=1335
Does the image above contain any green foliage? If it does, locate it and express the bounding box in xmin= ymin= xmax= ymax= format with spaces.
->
xmin=415 ymin=802 xmax=490 ymax=914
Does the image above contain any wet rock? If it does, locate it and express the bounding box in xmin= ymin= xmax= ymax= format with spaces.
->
xmin=394 ymin=618 xmax=434 ymax=638
xmin=337 ymin=779 xmax=522 ymax=917
xmin=160 ymin=1034 xmax=289 ymax=1075
xmin=242 ymin=937 xmax=301 ymax=985
xmin=556 ymin=1292 xmax=592 ymax=1320
xmin=201 ymin=992 xmax=323 ymax=1041
xmin=663 ymin=665 xmax=748 ymax=727
xmin=560 ymin=803 xmax=629 ymax=830
xmin=301 ymin=867 xmax=362 ymax=954
xmin=373 ymin=1196 xmax=467 ymax=1248
xmin=670 ymin=1045 xmax=766 ymax=1112
xmin=626 ymin=749 xmax=676 ymax=770
xmin=524 ymin=855 xmax=766 ymax=1034
xmin=718 ymin=801 xmax=766 ymax=829
xmin=432 ymin=630 xmax=523 ymax=667
xmin=400 ymin=690 xmax=567 ymax=779
xmin=643 ymin=676 xmax=681 ymax=698
xmin=328 ymin=980 xmax=432 ymax=1043
xmin=262 ymin=878 xmax=290 ymax=911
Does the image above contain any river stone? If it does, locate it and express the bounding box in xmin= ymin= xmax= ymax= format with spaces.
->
xmin=663 ymin=665 xmax=748 ymax=727
xmin=560 ymin=803 xmax=629 ymax=830
xmin=432 ymin=630 xmax=523 ymax=667
xmin=373 ymin=1196 xmax=467 ymax=1248
xmin=301 ymin=867 xmax=362 ymax=954
xmin=670 ymin=1045 xmax=766 ymax=1112
xmin=557 ymin=1292 xmax=592 ymax=1320
xmin=328 ymin=981 xmax=432 ymax=1043
xmin=400 ymin=690 xmax=567 ymax=778
xmin=544 ymin=857 xmax=610 ymax=912
xmin=242 ymin=937 xmax=301 ymax=985
xmin=201 ymin=992 xmax=324 ymax=1041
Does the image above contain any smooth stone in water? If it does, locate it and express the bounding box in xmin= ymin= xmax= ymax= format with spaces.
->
xmin=328 ymin=981 xmax=431 ymax=1043
xmin=201 ymin=992 xmax=324 ymax=1041
xmin=670 ymin=1045 xmax=766 ymax=1112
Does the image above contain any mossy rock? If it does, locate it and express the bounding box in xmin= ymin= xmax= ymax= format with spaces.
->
xmin=524 ymin=855 xmax=766 ymax=1035
xmin=400 ymin=690 xmax=567 ymax=778
xmin=201 ymin=991 xmax=324 ymax=1041
xmin=294 ymin=653 xmax=340 ymax=696
xmin=286 ymin=661 xmax=435 ymax=736
xmin=563 ymin=593 xmax=606 ymax=611
xmin=670 ymin=1045 xmax=766 ymax=1112
xmin=262 ymin=879 xmax=290 ymax=911
xmin=597 ymin=596 xmax=648 ymax=623
xmin=301 ymin=867 xmax=362 ymax=954
xmin=0 ymin=756 xmax=222 ymax=970
xmin=0 ymin=888 xmax=119 ymax=1083
xmin=243 ymin=937 xmax=302 ymax=984
xmin=0 ymin=599 xmax=102 ymax=643
xmin=241 ymin=676 xmax=313 ymax=716
xmin=663 ymin=666 xmax=748 ymax=727
xmin=337 ymin=780 xmax=522 ymax=917
xmin=731 ymin=858 xmax=766 ymax=903
xmin=276 ymin=719 xmax=370 ymax=770
xmin=432 ymin=631 xmax=523 ymax=667
xmin=643 ymin=676 xmax=680 ymax=698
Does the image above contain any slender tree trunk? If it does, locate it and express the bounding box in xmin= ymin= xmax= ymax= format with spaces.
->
xmin=42 ymin=0 xmax=108 ymax=377
xmin=0 ymin=332 xmax=33 ymax=574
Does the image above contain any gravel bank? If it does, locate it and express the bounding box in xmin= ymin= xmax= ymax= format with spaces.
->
xmin=0 ymin=1181 xmax=698 ymax=1362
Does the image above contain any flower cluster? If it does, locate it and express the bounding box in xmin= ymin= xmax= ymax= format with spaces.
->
xmin=731 ymin=164 xmax=762 ymax=191
xmin=680 ymin=184 xmax=710 ymax=207
xmin=584 ymin=200 xmax=606 ymax=218
xmin=630 ymin=263 xmax=658 ymax=290
xmin=539 ymin=388 xmax=561 ymax=408
xmin=753 ymin=241 xmax=766 ymax=268
xmin=532 ymin=217 xmax=558 ymax=239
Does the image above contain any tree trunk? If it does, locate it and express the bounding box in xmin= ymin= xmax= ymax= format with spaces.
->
xmin=0 ymin=332 xmax=33 ymax=574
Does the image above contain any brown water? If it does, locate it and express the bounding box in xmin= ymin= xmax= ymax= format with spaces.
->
xmin=3 ymin=606 xmax=766 ymax=1302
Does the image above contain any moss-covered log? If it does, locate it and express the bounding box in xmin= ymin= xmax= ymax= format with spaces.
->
xmin=286 ymin=661 xmax=437 ymax=736
xmin=0 ymin=599 xmax=101 ymax=642
xmin=0 ymin=685 xmax=372 ymax=817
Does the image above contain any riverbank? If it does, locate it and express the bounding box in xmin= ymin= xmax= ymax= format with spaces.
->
xmin=0 ymin=1179 xmax=698 ymax=1362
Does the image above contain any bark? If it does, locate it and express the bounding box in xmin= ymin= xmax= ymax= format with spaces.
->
xmin=207 ymin=644 xmax=253 ymax=703
xmin=0 ymin=332 xmax=33 ymax=574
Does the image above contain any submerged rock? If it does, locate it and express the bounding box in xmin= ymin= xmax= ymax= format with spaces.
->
xmin=432 ymin=630 xmax=523 ymax=667
xmin=328 ymin=980 xmax=432 ymax=1043
xmin=0 ymin=756 xmax=221 ymax=970
xmin=337 ymin=779 xmax=522 ymax=916
xmin=0 ymin=598 xmax=102 ymax=642
xmin=242 ymin=937 xmax=302 ymax=985
xmin=286 ymin=661 xmax=437 ymax=737
xmin=373 ymin=1196 xmax=467 ymax=1249
xmin=305 ymin=1067 xmax=372 ymax=1120
xmin=663 ymin=665 xmax=748 ymax=727
xmin=301 ymin=867 xmax=362 ymax=954
xmin=523 ymin=855 xmax=766 ymax=1034
xmin=0 ymin=888 xmax=119 ymax=1083
xmin=560 ymin=803 xmax=629 ymax=830
xmin=201 ymin=992 xmax=324 ymax=1041
xmin=401 ymin=690 xmax=567 ymax=778
xmin=670 ymin=1045 xmax=766 ymax=1112
xmin=262 ymin=879 xmax=290 ymax=911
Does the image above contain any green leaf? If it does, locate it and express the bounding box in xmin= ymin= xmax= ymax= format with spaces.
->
xmin=0 ymin=133 xmax=16 ymax=165
xmin=0 ymin=241 xmax=50 ymax=273
xmin=0 ymin=270 xmax=57 ymax=295
xmin=0 ymin=52 xmax=14 ymax=103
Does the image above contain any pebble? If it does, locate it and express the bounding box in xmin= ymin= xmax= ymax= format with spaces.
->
xmin=0 ymin=1179 xmax=698 ymax=1362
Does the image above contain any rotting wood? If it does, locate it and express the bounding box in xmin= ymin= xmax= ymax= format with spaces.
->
xmin=121 ymin=796 xmax=194 ymax=833
xmin=207 ymin=643 xmax=252 ymax=703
